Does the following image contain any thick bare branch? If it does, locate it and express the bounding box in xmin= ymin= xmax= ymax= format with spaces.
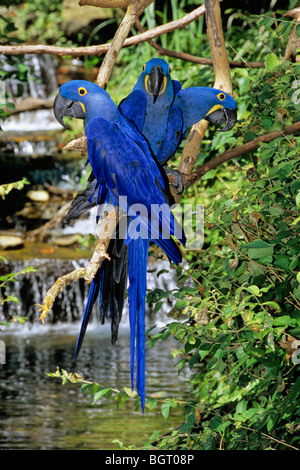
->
xmin=79 ymin=0 xmax=154 ymax=7
xmin=64 ymin=136 xmax=87 ymax=154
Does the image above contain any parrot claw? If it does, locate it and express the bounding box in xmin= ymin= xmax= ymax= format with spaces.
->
xmin=165 ymin=168 xmax=184 ymax=194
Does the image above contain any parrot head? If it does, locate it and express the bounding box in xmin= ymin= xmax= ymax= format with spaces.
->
xmin=53 ymin=80 xmax=116 ymax=129
xmin=136 ymin=58 xmax=172 ymax=104
xmin=203 ymin=88 xmax=237 ymax=132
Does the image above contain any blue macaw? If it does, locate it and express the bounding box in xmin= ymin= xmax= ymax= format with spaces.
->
xmin=53 ymin=80 xmax=185 ymax=411
xmin=119 ymin=58 xmax=182 ymax=166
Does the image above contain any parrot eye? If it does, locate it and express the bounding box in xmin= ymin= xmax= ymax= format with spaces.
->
xmin=78 ymin=87 xmax=87 ymax=96
xmin=218 ymin=92 xmax=226 ymax=101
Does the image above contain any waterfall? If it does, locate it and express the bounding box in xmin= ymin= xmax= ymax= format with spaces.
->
xmin=0 ymin=256 xmax=178 ymax=330
xmin=2 ymin=54 xmax=58 ymax=100
xmin=0 ymin=54 xmax=61 ymax=155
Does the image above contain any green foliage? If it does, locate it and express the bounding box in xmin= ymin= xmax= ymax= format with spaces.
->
xmin=143 ymin=59 xmax=300 ymax=450
xmin=0 ymin=178 xmax=29 ymax=199
xmin=5 ymin=0 xmax=73 ymax=45
xmin=0 ymin=178 xmax=33 ymax=326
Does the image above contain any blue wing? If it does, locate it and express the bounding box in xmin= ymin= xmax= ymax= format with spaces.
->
xmin=86 ymin=116 xmax=184 ymax=256
xmin=119 ymin=90 xmax=147 ymax=133
xmin=156 ymin=105 xmax=183 ymax=165
xmin=172 ymin=79 xmax=182 ymax=96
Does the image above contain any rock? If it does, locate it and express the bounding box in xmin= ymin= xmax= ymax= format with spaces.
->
xmin=0 ymin=234 xmax=24 ymax=250
xmin=26 ymin=189 xmax=50 ymax=202
xmin=61 ymin=0 xmax=122 ymax=37
xmin=54 ymin=234 xmax=80 ymax=246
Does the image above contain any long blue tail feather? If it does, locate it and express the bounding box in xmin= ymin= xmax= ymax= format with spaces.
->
xmin=74 ymin=269 xmax=101 ymax=358
xmin=128 ymin=237 xmax=150 ymax=412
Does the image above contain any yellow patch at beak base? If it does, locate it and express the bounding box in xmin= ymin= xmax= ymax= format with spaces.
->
xmin=206 ymin=104 xmax=223 ymax=116
xmin=79 ymin=102 xmax=86 ymax=114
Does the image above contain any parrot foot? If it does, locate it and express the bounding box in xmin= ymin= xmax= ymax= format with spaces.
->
xmin=165 ymin=168 xmax=184 ymax=194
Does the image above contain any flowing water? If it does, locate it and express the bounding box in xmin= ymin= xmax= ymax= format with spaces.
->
xmin=0 ymin=321 xmax=190 ymax=450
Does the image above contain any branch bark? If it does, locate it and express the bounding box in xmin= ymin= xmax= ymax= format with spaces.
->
xmin=185 ymin=121 xmax=300 ymax=187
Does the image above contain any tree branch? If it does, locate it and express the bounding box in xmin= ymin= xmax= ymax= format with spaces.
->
xmin=96 ymin=0 xmax=155 ymax=88
xmin=185 ymin=121 xmax=300 ymax=187
xmin=39 ymin=208 xmax=118 ymax=323
xmin=0 ymin=5 xmax=206 ymax=57
xmin=134 ymin=19 xmax=265 ymax=69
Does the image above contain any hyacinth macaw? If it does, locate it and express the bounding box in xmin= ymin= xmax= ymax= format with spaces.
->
xmin=65 ymin=58 xmax=181 ymax=220
xmin=53 ymin=80 xmax=185 ymax=411
xmin=53 ymin=70 xmax=237 ymax=409
xmin=120 ymin=57 xmax=237 ymax=166
xmin=119 ymin=57 xmax=182 ymax=166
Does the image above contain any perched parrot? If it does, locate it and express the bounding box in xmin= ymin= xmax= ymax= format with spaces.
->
xmin=119 ymin=57 xmax=182 ymax=166
xmin=120 ymin=57 xmax=237 ymax=166
xmin=53 ymin=80 xmax=185 ymax=410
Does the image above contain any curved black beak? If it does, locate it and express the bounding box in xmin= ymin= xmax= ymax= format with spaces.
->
xmin=147 ymin=65 xmax=165 ymax=104
xmin=53 ymin=89 xmax=86 ymax=129
xmin=205 ymin=107 xmax=237 ymax=132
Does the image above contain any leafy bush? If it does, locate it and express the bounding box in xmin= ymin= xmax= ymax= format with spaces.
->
xmin=143 ymin=57 xmax=300 ymax=450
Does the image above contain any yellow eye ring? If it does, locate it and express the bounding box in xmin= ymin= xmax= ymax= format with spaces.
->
xmin=78 ymin=87 xmax=87 ymax=96
xmin=217 ymin=92 xmax=226 ymax=101
xmin=143 ymin=64 xmax=146 ymax=72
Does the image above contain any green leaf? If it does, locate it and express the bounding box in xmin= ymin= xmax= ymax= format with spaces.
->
xmin=202 ymin=169 xmax=216 ymax=180
xmin=247 ymin=285 xmax=260 ymax=296
xmin=92 ymin=387 xmax=113 ymax=403
xmin=273 ymin=316 xmax=295 ymax=327
xmin=242 ymin=240 xmax=274 ymax=259
xmin=261 ymin=117 xmax=273 ymax=130
xmin=236 ymin=399 xmax=247 ymax=415
xmin=265 ymin=53 xmax=280 ymax=71
xmin=123 ymin=387 xmax=137 ymax=398
xmin=161 ymin=402 xmax=171 ymax=420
